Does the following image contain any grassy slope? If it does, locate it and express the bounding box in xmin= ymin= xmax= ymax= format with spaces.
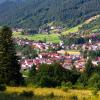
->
xmin=13 ymin=15 xmax=100 ymax=43
xmin=13 ymin=32 xmax=60 ymax=43
xmin=79 ymin=15 xmax=100 ymax=32
xmin=62 ymin=24 xmax=82 ymax=35
xmin=0 ymin=87 xmax=99 ymax=100
xmin=13 ymin=25 xmax=81 ymax=43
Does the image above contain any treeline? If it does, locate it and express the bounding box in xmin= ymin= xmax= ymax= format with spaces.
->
xmin=79 ymin=17 xmax=100 ymax=32
xmin=15 ymin=44 xmax=38 ymax=59
xmin=60 ymin=34 xmax=100 ymax=46
xmin=82 ymin=50 xmax=100 ymax=59
xmin=28 ymin=59 xmax=100 ymax=90
xmin=0 ymin=0 xmax=100 ymax=29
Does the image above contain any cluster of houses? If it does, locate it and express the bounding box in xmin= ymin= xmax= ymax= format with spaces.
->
xmin=20 ymin=52 xmax=85 ymax=71
xmin=82 ymin=42 xmax=100 ymax=51
xmin=14 ymin=33 xmax=100 ymax=72
xmin=14 ymin=38 xmax=61 ymax=51
xmin=12 ymin=25 xmax=64 ymax=35
xmin=39 ymin=25 xmax=64 ymax=34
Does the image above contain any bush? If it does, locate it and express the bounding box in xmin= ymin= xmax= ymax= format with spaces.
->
xmin=47 ymin=92 xmax=55 ymax=98
xmin=61 ymin=82 xmax=72 ymax=88
xmin=62 ymin=87 xmax=69 ymax=92
xmin=20 ymin=90 xmax=34 ymax=97
xmin=72 ymin=83 xmax=85 ymax=90
xmin=12 ymin=92 xmax=18 ymax=97
xmin=70 ymin=95 xmax=78 ymax=100
xmin=0 ymin=84 xmax=6 ymax=91
xmin=88 ymin=74 xmax=100 ymax=90
xmin=92 ymin=89 xmax=98 ymax=96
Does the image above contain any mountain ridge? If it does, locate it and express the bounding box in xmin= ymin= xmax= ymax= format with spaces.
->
xmin=0 ymin=0 xmax=100 ymax=29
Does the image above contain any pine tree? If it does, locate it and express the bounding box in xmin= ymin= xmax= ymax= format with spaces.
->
xmin=0 ymin=26 xmax=24 ymax=86
xmin=85 ymin=58 xmax=94 ymax=77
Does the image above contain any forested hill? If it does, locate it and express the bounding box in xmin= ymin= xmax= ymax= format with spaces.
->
xmin=79 ymin=15 xmax=100 ymax=33
xmin=0 ymin=0 xmax=100 ymax=29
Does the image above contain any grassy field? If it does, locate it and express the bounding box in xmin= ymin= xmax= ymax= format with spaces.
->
xmin=0 ymin=87 xmax=99 ymax=100
xmin=13 ymin=32 xmax=60 ymax=43
xmin=66 ymin=50 xmax=80 ymax=55
xmin=62 ymin=24 xmax=82 ymax=35
xmin=12 ymin=24 xmax=82 ymax=43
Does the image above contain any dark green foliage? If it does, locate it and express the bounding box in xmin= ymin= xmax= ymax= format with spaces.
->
xmin=60 ymin=35 xmax=86 ymax=46
xmin=0 ymin=0 xmax=100 ymax=29
xmin=0 ymin=84 xmax=6 ymax=91
xmin=78 ymin=59 xmax=94 ymax=87
xmin=0 ymin=26 xmax=24 ymax=86
xmin=28 ymin=64 xmax=37 ymax=84
xmin=61 ymin=87 xmax=69 ymax=92
xmin=80 ymin=17 xmax=100 ymax=32
xmin=70 ymin=95 xmax=78 ymax=100
xmin=61 ymin=82 xmax=72 ymax=89
xmin=29 ymin=65 xmax=36 ymax=77
xmin=47 ymin=92 xmax=55 ymax=98
xmin=78 ymin=58 xmax=100 ymax=89
xmin=82 ymin=50 xmax=100 ymax=59
xmin=88 ymin=50 xmax=100 ymax=59
xmin=29 ymin=63 xmax=80 ymax=87
xmin=16 ymin=44 xmax=38 ymax=59
xmin=92 ymin=89 xmax=98 ymax=96
xmin=20 ymin=90 xmax=34 ymax=97
xmin=88 ymin=74 xmax=100 ymax=90
xmin=84 ymin=59 xmax=94 ymax=77
xmin=78 ymin=73 xmax=88 ymax=87
xmin=60 ymin=34 xmax=100 ymax=46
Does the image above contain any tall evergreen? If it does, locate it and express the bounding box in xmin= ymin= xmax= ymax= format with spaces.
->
xmin=0 ymin=26 xmax=24 ymax=86
xmin=85 ymin=58 xmax=94 ymax=77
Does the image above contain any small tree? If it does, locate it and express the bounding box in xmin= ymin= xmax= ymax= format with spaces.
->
xmin=88 ymin=73 xmax=100 ymax=90
xmin=85 ymin=58 xmax=94 ymax=77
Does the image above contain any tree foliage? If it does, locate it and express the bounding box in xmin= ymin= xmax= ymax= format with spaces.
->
xmin=0 ymin=26 xmax=24 ymax=86
xmin=29 ymin=63 xmax=80 ymax=87
xmin=0 ymin=0 xmax=100 ymax=29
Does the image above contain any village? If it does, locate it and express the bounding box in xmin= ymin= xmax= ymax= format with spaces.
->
xmin=13 ymin=32 xmax=100 ymax=72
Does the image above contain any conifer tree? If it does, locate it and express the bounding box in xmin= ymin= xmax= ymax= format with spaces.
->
xmin=0 ymin=26 xmax=24 ymax=86
xmin=85 ymin=58 xmax=94 ymax=77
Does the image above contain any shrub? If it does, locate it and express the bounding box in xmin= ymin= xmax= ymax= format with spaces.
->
xmin=70 ymin=95 xmax=78 ymax=100
xmin=0 ymin=84 xmax=6 ymax=91
xmin=61 ymin=82 xmax=72 ymax=88
xmin=88 ymin=73 xmax=100 ymax=90
xmin=92 ymin=89 xmax=98 ymax=96
xmin=62 ymin=87 xmax=69 ymax=92
xmin=12 ymin=92 xmax=18 ymax=97
xmin=20 ymin=90 xmax=34 ymax=97
xmin=82 ymin=97 xmax=86 ymax=100
xmin=47 ymin=92 xmax=55 ymax=98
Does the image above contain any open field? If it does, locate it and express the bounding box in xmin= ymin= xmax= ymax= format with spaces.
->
xmin=62 ymin=24 xmax=82 ymax=35
xmin=66 ymin=50 xmax=81 ymax=55
xmin=13 ymin=33 xmax=60 ymax=43
xmin=0 ymin=87 xmax=99 ymax=100
xmin=12 ymin=24 xmax=82 ymax=43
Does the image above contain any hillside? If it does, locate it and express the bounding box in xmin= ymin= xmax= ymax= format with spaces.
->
xmin=0 ymin=0 xmax=100 ymax=29
xmin=79 ymin=15 xmax=100 ymax=33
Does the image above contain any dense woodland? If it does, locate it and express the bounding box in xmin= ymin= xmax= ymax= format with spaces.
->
xmin=0 ymin=0 xmax=100 ymax=29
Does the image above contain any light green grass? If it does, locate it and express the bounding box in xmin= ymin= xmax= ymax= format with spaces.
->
xmin=13 ymin=33 xmax=60 ymax=43
xmin=62 ymin=24 xmax=82 ymax=35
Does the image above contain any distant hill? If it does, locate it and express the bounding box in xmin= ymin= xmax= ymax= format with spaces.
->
xmin=0 ymin=0 xmax=100 ymax=29
xmin=79 ymin=15 xmax=100 ymax=33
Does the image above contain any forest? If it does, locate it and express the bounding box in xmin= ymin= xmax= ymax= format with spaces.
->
xmin=0 ymin=0 xmax=100 ymax=29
